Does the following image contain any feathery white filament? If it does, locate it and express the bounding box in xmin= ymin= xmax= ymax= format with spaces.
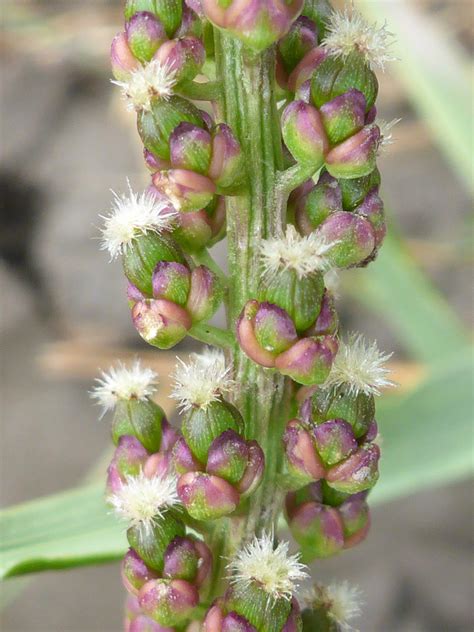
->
xmin=112 ymin=59 xmax=177 ymax=111
xmin=100 ymin=183 xmax=177 ymax=260
xmin=170 ymin=348 xmax=234 ymax=412
xmin=304 ymin=582 xmax=362 ymax=631
xmin=91 ymin=359 xmax=158 ymax=416
xmin=322 ymin=8 xmax=396 ymax=70
xmin=228 ymin=533 xmax=308 ymax=602
xmin=377 ymin=118 xmax=402 ymax=152
xmin=108 ymin=471 xmax=179 ymax=541
xmin=260 ymin=225 xmax=335 ymax=278
xmin=325 ymin=333 xmax=394 ymax=396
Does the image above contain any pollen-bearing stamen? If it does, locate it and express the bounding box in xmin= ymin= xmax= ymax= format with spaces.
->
xmin=108 ymin=471 xmax=179 ymax=541
xmin=112 ymin=58 xmax=177 ymax=112
xmin=90 ymin=359 xmax=158 ymax=416
xmin=260 ymin=225 xmax=336 ymax=279
xmin=100 ymin=182 xmax=177 ymax=260
xmin=322 ymin=8 xmax=396 ymax=71
xmin=228 ymin=532 xmax=308 ymax=603
xmin=324 ymin=332 xmax=395 ymax=396
xmin=170 ymin=348 xmax=234 ymax=413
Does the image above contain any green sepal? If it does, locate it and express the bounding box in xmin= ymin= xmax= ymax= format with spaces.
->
xmin=298 ymin=174 xmax=343 ymax=230
xmin=124 ymin=0 xmax=183 ymax=38
xmin=182 ymin=401 xmax=244 ymax=463
xmin=311 ymin=387 xmax=375 ymax=439
xmin=111 ymin=398 xmax=164 ymax=452
xmin=260 ymin=270 xmax=325 ymax=333
xmin=311 ymin=51 xmax=378 ymax=111
xmin=122 ymin=232 xmax=185 ymax=296
xmin=302 ymin=0 xmax=334 ymax=39
xmin=138 ymin=96 xmax=204 ymax=160
xmin=338 ymin=167 xmax=381 ymax=210
xmin=127 ymin=511 xmax=185 ymax=572
xmin=320 ymin=480 xmax=350 ymax=507
xmin=226 ymin=583 xmax=292 ymax=632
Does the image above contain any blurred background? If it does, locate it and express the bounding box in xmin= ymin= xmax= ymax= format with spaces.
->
xmin=0 ymin=0 xmax=472 ymax=630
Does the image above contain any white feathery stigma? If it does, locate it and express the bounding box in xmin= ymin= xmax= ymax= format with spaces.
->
xmin=228 ymin=533 xmax=308 ymax=602
xmin=112 ymin=59 xmax=177 ymax=111
xmin=260 ymin=225 xmax=336 ymax=278
xmin=100 ymin=182 xmax=177 ymax=260
xmin=325 ymin=332 xmax=395 ymax=396
xmin=90 ymin=359 xmax=158 ymax=416
xmin=377 ymin=118 xmax=402 ymax=152
xmin=108 ymin=471 xmax=179 ymax=541
xmin=304 ymin=582 xmax=362 ymax=631
xmin=170 ymin=348 xmax=234 ymax=412
xmin=322 ymin=8 xmax=396 ymax=70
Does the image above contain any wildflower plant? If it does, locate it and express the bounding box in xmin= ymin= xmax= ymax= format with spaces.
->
xmin=92 ymin=1 xmax=397 ymax=628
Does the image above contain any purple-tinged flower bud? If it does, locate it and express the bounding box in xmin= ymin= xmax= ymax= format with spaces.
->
xmin=253 ymin=302 xmax=299 ymax=357
xmin=202 ymin=0 xmax=304 ymax=53
xmin=163 ymin=536 xmax=200 ymax=581
xmin=281 ymin=101 xmax=328 ymax=167
xmin=363 ymin=419 xmax=378 ymax=443
xmin=143 ymin=451 xmax=173 ymax=479
xmin=154 ymin=36 xmax=206 ymax=84
xmin=111 ymin=32 xmax=140 ymax=81
xmin=178 ymin=472 xmax=240 ymax=520
xmin=287 ymin=47 xmax=327 ymax=93
xmin=173 ymin=436 xmax=204 ymax=474
xmin=107 ymin=436 xmax=150 ymax=495
xmin=304 ymin=289 xmax=338 ymax=337
xmin=144 ymin=149 xmax=171 ymax=173
xmin=122 ymin=548 xmax=159 ymax=596
xmin=222 ymin=612 xmax=258 ymax=632
xmin=169 ymin=122 xmax=212 ymax=174
xmin=278 ymin=16 xmax=318 ymax=78
xmin=236 ymin=300 xmax=286 ymax=368
xmin=354 ymin=188 xmax=386 ymax=250
xmin=208 ymin=124 xmax=244 ymax=193
xmin=125 ymin=0 xmax=183 ymax=38
xmin=319 ymin=89 xmax=366 ymax=145
xmin=152 ymin=261 xmax=191 ymax=306
xmin=152 ymin=169 xmax=216 ymax=212
xmin=139 ymin=578 xmax=199 ymax=626
xmin=283 ymin=420 xmax=326 ymax=486
xmin=127 ymin=281 xmax=146 ymax=308
xmin=286 ymin=498 xmax=345 ymax=560
xmin=317 ymin=211 xmax=375 ymax=268
xmin=236 ymin=441 xmax=265 ymax=497
xmin=172 ymin=208 xmax=213 ymax=252
xmin=312 ymin=419 xmax=357 ymax=467
xmin=275 ymin=335 xmax=338 ymax=386
xmin=325 ymin=124 xmax=381 ymax=179
xmin=176 ymin=5 xmax=204 ymax=38
xmin=129 ymin=615 xmax=173 ymax=632
xmin=132 ymin=298 xmax=192 ymax=349
xmin=338 ymin=492 xmax=370 ymax=545
xmin=338 ymin=167 xmax=381 ymax=210
xmin=186 ymin=265 xmax=223 ymax=322
xmin=294 ymin=172 xmax=342 ymax=235
xmin=126 ymin=12 xmax=168 ymax=63
xmin=206 ymin=430 xmax=250 ymax=485
xmin=326 ymin=443 xmax=380 ymax=494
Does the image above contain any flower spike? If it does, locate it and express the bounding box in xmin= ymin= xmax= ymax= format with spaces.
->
xmin=112 ymin=58 xmax=177 ymax=111
xmin=321 ymin=8 xmax=396 ymax=71
xmin=100 ymin=183 xmax=177 ymax=260
xmin=91 ymin=359 xmax=158 ymax=416
xmin=170 ymin=348 xmax=234 ymax=412
xmin=228 ymin=532 xmax=308 ymax=603
xmin=325 ymin=332 xmax=395 ymax=396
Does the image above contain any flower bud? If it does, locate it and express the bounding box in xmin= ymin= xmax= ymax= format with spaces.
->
xmin=173 ymin=436 xmax=204 ymax=474
xmin=312 ymin=419 xmax=357 ymax=467
xmin=304 ymin=289 xmax=338 ymax=336
xmin=162 ymin=536 xmax=200 ymax=581
xmin=139 ymin=578 xmax=199 ymax=626
xmin=144 ymin=149 xmax=171 ymax=172
xmin=132 ymin=298 xmax=192 ymax=348
xmin=294 ymin=171 xmax=342 ymax=235
xmin=278 ymin=16 xmax=318 ymax=78
xmin=319 ymin=89 xmax=366 ymax=145
xmin=152 ymin=169 xmax=216 ymax=212
xmin=123 ymin=233 xmax=185 ymax=297
xmin=202 ymin=0 xmax=304 ymax=53
xmin=206 ymin=429 xmax=250 ymax=485
xmin=111 ymin=32 xmax=140 ymax=81
xmin=326 ymin=443 xmax=380 ymax=494
xmin=177 ymin=472 xmax=240 ymax=520
xmin=169 ymin=122 xmax=212 ymax=175
xmin=107 ymin=436 xmax=150 ymax=494
xmin=172 ymin=208 xmax=213 ymax=252
xmin=325 ymin=124 xmax=381 ymax=180
xmin=154 ymin=36 xmax=206 ymax=84
xmin=112 ymin=399 xmax=165 ymax=453
xmin=338 ymin=167 xmax=381 ymax=210
xmin=125 ymin=0 xmax=183 ymax=38
xmin=287 ymin=47 xmax=327 ymax=93
xmin=275 ymin=335 xmax=338 ymax=386
xmin=310 ymin=386 xmax=375 ymax=440
xmin=310 ymin=51 xmax=378 ymax=111
xmin=302 ymin=0 xmax=333 ymax=38
xmin=129 ymin=615 xmax=172 ymax=632
xmin=122 ymin=548 xmax=159 ymax=596
xmin=354 ymin=188 xmax=386 ymax=250
xmin=283 ymin=420 xmax=326 ymax=487
xmin=236 ymin=441 xmax=265 ymax=497
xmin=316 ymin=212 xmax=375 ymax=268
xmin=138 ymin=96 xmax=205 ymax=160
xmin=208 ymin=124 xmax=245 ymax=193
xmin=152 ymin=261 xmax=191 ymax=306
xmin=127 ymin=511 xmax=185 ymax=572
xmin=126 ymin=12 xmax=167 ymax=63
xmin=281 ymin=101 xmax=328 ymax=167
xmin=143 ymin=451 xmax=173 ymax=479
xmin=186 ymin=265 xmax=223 ymax=322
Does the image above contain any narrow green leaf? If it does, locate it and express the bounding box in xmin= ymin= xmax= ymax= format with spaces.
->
xmin=372 ymin=348 xmax=474 ymax=504
xmin=359 ymin=0 xmax=473 ymax=194
xmin=345 ymin=231 xmax=469 ymax=363
xmin=0 ymin=484 xmax=126 ymax=580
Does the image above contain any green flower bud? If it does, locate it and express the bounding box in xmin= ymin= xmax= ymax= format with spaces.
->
xmin=186 ymin=265 xmax=224 ymax=323
xmin=302 ymin=0 xmax=334 ymax=39
xmin=281 ymin=100 xmax=328 ymax=167
xmin=125 ymin=0 xmax=183 ymax=38
xmin=127 ymin=510 xmax=185 ymax=572
xmin=338 ymin=167 xmax=381 ymax=210
xmin=111 ymin=398 xmax=165 ymax=452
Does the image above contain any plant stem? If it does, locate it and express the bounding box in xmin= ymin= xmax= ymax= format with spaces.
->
xmin=176 ymin=79 xmax=222 ymax=101
xmin=189 ymin=323 xmax=234 ymax=348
